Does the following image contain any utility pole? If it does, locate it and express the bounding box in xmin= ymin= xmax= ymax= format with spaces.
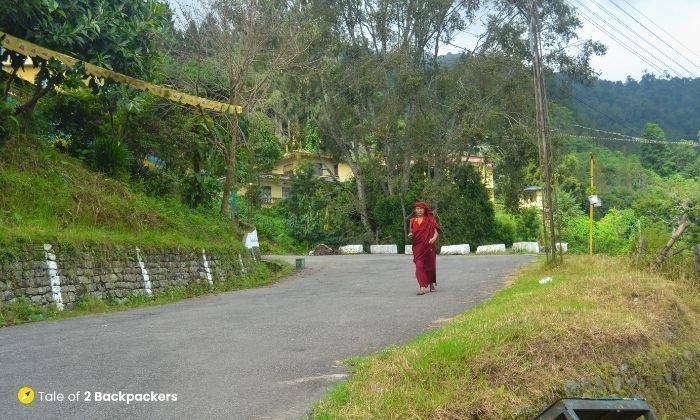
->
xmin=527 ymin=0 xmax=558 ymax=263
xmin=589 ymin=152 xmax=594 ymax=255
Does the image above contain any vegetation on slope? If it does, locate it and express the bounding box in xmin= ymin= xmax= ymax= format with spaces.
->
xmin=313 ymin=256 xmax=700 ymax=418
xmin=0 ymin=137 xmax=245 ymax=256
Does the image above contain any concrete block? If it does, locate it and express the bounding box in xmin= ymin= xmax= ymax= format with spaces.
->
xmin=339 ymin=245 xmax=364 ymax=254
xmin=512 ymin=242 xmax=540 ymax=253
xmin=440 ymin=244 xmax=470 ymax=255
xmin=476 ymin=244 xmax=506 ymax=254
xmin=370 ymin=245 xmax=398 ymax=254
xmin=405 ymin=245 xmax=413 ymax=255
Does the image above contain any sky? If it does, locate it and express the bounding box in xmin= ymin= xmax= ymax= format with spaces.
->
xmin=574 ymin=0 xmax=700 ymax=81
xmin=445 ymin=0 xmax=700 ymax=81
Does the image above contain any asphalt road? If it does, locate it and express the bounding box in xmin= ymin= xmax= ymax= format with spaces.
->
xmin=1 ymin=254 xmax=533 ymax=420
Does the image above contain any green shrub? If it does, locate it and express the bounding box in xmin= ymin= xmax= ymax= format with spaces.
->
xmin=181 ymin=172 xmax=222 ymax=209
xmin=493 ymin=212 xmax=516 ymax=246
xmin=88 ymin=135 xmax=131 ymax=180
xmin=0 ymin=100 xmax=19 ymax=143
xmin=136 ymin=166 xmax=178 ymax=197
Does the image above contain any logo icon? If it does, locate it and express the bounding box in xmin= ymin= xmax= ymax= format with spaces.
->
xmin=18 ymin=386 xmax=35 ymax=405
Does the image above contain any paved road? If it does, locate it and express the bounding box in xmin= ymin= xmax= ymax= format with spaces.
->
xmin=1 ymin=254 xmax=533 ymax=419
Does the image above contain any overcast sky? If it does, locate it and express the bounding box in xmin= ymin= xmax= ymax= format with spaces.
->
xmin=575 ymin=0 xmax=700 ymax=81
xmin=444 ymin=0 xmax=700 ymax=81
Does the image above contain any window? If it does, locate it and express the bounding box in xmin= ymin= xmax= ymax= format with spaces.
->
xmin=282 ymin=187 xmax=291 ymax=200
xmin=260 ymin=186 xmax=272 ymax=204
xmin=333 ymin=164 xmax=339 ymax=178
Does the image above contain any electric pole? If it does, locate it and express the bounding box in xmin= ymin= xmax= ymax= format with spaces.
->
xmin=527 ymin=0 xmax=558 ymax=263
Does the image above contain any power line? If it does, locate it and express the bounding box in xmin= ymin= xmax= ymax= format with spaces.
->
xmin=558 ymin=132 xmax=698 ymax=146
xmin=609 ymin=0 xmax=700 ymax=73
xmin=588 ymin=0 xmax=696 ymax=78
xmin=566 ymin=0 xmax=668 ymax=76
xmin=619 ymin=0 xmax=700 ymax=63
xmin=556 ymin=122 xmax=698 ymax=145
xmin=568 ymin=0 xmax=682 ymax=77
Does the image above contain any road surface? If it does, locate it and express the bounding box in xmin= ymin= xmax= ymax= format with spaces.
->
xmin=1 ymin=254 xmax=533 ymax=419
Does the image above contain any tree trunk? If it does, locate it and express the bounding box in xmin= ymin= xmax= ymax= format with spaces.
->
xmin=653 ymin=214 xmax=690 ymax=271
xmin=694 ymin=244 xmax=700 ymax=281
xmin=220 ymin=114 xmax=239 ymax=224
xmin=351 ymin=163 xmax=373 ymax=236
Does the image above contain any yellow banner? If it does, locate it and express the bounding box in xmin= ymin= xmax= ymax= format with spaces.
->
xmin=1 ymin=31 xmax=242 ymax=114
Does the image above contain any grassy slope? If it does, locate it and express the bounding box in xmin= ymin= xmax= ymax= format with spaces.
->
xmin=0 ymin=139 xmax=243 ymax=254
xmin=0 ymin=138 xmax=297 ymax=326
xmin=313 ymin=256 xmax=700 ymax=418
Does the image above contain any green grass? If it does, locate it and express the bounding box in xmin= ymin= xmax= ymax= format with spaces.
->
xmin=0 ymin=259 xmax=293 ymax=327
xmin=312 ymin=255 xmax=700 ymax=419
xmin=0 ymin=138 xmax=244 ymax=255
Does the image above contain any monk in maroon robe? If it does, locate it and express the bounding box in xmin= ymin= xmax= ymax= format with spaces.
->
xmin=408 ymin=201 xmax=441 ymax=295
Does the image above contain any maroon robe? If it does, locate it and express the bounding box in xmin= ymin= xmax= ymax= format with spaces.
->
xmin=410 ymin=214 xmax=440 ymax=288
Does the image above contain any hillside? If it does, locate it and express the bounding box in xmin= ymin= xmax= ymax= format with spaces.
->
xmin=0 ymin=137 xmax=246 ymax=256
xmin=568 ymin=75 xmax=700 ymax=140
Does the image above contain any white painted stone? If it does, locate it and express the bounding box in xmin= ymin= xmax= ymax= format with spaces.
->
xmin=244 ymin=229 xmax=260 ymax=249
xmin=238 ymin=253 xmax=247 ymax=274
xmin=512 ymin=242 xmax=540 ymax=253
xmin=202 ymin=249 xmax=213 ymax=286
xmin=370 ymin=245 xmax=398 ymax=254
xmin=44 ymin=244 xmax=64 ymax=310
xmin=405 ymin=245 xmax=413 ymax=255
xmin=556 ymin=242 xmax=568 ymax=253
xmin=135 ymin=247 xmax=152 ymax=295
xmin=476 ymin=244 xmax=506 ymax=254
xmin=338 ymin=245 xmax=364 ymax=254
xmin=440 ymin=244 xmax=470 ymax=255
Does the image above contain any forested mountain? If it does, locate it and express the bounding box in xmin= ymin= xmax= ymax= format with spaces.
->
xmin=567 ymin=74 xmax=700 ymax=140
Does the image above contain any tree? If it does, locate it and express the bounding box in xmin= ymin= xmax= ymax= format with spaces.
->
xmin=173 ymin=0 xmax=309 ymax=220
xmin=0 ymin=0 xmax=172 ymax=124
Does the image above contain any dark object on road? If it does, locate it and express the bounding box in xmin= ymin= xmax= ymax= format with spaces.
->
xmin=536 ymin=398 xmax=657 ymax=420
xmin=295 ymin=258 xmax=305 ymax=269
xmin=311 ymin=244 xmax=335 ymax=256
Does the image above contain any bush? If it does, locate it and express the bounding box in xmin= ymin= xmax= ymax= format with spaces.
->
xmin=252 ymin=206 xmax=302 ymax=254
xmin=135 ymin=165 xmax=178 ymax=197
xmin=0 ymin=100 xmax=19 ymax=143
xmin=493 ymin=212 xmax=516 ymax=246
xmin=563 ymin=209 xmax=637 ymax=255
xmin=181 ymin=172 xmax=222 ymax=209
xmin=88 ymin=135 xmax=131 ymax=180
xmin=515 ymin=207 xmax=542 ymax=242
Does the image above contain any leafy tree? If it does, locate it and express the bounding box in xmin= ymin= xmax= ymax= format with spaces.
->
xmin=284 ymin=163 xmax=333 ymax=249
xmin=172 ymin=0 xmax=309 ymax=221
xmin=1 ymin=0 xmax=172 ymax=122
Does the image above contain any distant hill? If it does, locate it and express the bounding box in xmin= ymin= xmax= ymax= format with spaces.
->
xmin=568 ymin=74 xmax=700 ymax=141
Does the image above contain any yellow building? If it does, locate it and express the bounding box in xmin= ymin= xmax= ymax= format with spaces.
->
xmin=243 ymin=150 xmax=353 ymax=205
xmin=2 ymin=57 xmax=41 ymax=85
xmin=521 ymin=185 xmax=544 ymax=209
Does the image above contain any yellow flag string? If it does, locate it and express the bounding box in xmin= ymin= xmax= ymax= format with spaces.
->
xmin=1 ymin=31 xmax=242 ymax=115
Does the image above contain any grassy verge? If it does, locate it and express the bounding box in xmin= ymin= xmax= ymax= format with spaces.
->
xmin=0 ymin=259 xmax=293 ymax=327
xmin=312 ymin=255 xmax=700 ymax=418
xmin=0 ymin=139 xmax=245 ymax=256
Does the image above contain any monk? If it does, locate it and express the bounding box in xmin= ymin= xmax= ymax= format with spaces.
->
xmin=408 ymin=201 xmax=441 ymax=295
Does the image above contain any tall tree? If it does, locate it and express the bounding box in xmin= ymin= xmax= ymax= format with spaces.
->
xmin=173 ymin=0 xmax=309 ymax=220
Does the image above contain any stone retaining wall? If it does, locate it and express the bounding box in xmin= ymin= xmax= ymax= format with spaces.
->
xmin=0 ymin=244 xmax=255 ymax=309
